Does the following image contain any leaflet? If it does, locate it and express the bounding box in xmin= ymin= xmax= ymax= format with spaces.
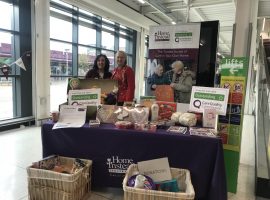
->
xmin=53 ymin=105 xmax=87 ymax=129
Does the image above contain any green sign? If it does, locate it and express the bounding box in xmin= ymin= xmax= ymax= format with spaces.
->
xmin=194 ymin=92 xmax=225 ymax=101
xmin=71 ymin=94 xmax=98 ymax=101
xmin=220 ymin=57 xmax=248 ymax=76
xmin=219 ymin=57 xmax=249 ymax=193
xmin=175 ymin=32 xmax=192 ymax=37
xmin=68 ymin=88 xmax=101 ymax=106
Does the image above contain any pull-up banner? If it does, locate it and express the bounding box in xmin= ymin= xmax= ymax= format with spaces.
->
xmin=149 ymin=24 xmax=201 ymax=61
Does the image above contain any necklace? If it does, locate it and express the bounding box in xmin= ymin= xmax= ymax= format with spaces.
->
xmin=99 ymin=72 xmax=104 ymax=79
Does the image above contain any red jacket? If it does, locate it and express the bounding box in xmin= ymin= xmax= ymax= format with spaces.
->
xmin=112 ymin=65 xmax=135 ymax=102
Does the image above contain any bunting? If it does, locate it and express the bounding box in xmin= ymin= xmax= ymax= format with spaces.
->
xmin=0 ymin=51 xmax=31 ymax=79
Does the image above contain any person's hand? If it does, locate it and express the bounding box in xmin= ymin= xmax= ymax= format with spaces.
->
xmin=152 ymin=84 xmax=157 ymax=89
xmin=170 ymin=83 xmax=175 ymax=88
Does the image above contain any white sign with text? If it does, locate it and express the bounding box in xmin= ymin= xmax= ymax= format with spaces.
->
xmin=53 ymin=105 xmax=87 ymax=129
xmin=149 ymin=23 xmax=201 ymax=49
xmin=189 ymin=86 xmax=229 ymax=116
xmin=138 ymin=157 xmax=172 ymax=182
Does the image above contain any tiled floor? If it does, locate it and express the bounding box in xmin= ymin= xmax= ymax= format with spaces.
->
xmin=0 ymin=121 xmax=268 ymax=200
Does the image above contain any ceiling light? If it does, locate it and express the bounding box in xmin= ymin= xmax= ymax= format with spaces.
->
xmin=171 ymin=21 xmax=176 ymax=25
xmin=137 ymin=0 xmax=145 ymax=4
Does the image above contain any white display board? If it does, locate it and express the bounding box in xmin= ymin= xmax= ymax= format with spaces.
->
xmin=149 ymin=24 xmax=201 ymax=50
xmin=189 ymin=86 xmax=229 ymax=115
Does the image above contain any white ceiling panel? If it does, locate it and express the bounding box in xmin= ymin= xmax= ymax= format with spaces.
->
xmin=115 ymin=0 xmax=269 ymax=56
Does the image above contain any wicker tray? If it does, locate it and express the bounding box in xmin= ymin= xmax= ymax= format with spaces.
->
xmin=27 ymin=156 xmax=92 ymax=199
xmin=123 ymin=164 xmax=195 ymax=200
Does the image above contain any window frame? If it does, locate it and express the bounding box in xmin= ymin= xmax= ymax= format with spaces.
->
xmin=50 ymin=0 xmax=136 ymax=78
xmin=49 ymin=0 xmax=137 ymax=111
xmin=0 ymin=0 xmax=32 ymax=121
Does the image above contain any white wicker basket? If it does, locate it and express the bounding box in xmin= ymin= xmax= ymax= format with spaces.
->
xmin=27 ymin=156 xmax=92 ymax=200
xmin=123 ymin=164 xmax=195 ymax=200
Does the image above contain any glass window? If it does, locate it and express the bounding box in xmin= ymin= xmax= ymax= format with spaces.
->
xmin=50 ymin=41 xmax=72 ymax=76
xmin=78 ymin=46 xmax=96 ymax=77
xmin=0 ymin=28 xmax=15 ymax=121
xmin=119 ymin=37 xmax=126 ymax=52
xmin=0 ymin=77 xmax=13 ymax=120
xmin=0 ymin=1 xmax=13 ymax=30
xmin=144 ymin=35 xmax=149 ymax=58
xmin=51 ymin=0 xmax=72 ymax=8
xmin=127 ymin=55 xmax=133 ymax=67
xmin=79 ymin=9 xmax=94 ymax=16
xmin=49 ymin=0 xmax=136 ymax=111
xmin=120 ymin=31 xmax=127 ymax=36
xmin=102 ymin=18 xmax=115 ymax=25
xmin=102 ymin=24 xmax=114 ymax=32
xmin=128 ymin=41 xmax=133 ymax=54
xmin=102 ymin=31 xmax=114 ymax=50
xmin=78 ymin=23 xmax=96 ymax=46
xmin=0 ymin=32 xmax=13 ymax=69
xmin=79 ymin=17 xmax=94 ymax=25
xmin=50 ymin=14 xmax=72 ymax=42
xmin=101 ymin=50 xmax=114 ymax=71
xmin=50 ymin=77 xmax=69 ymax=111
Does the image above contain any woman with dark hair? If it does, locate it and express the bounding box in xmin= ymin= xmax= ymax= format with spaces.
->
xmin=85 ymin=54 xmax=112 ymax=79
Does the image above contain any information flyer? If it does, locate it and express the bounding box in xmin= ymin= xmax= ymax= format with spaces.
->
xmin=53 ymin=105 xmax=87 ymax=129
xmin=148 ymin=23 xmax=201 ymax=84
xmin=218 ymin=57 xmax=248 ymax=152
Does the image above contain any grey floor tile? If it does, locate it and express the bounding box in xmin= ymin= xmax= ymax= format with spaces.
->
xmin=18 ymin=195 xmax=28 ymax=200
xmin=90 ymin=187 xmax=123 ymax=200
xmin=240 ymin=115 xmax=255 ymax=166
xmin=0 ymin=126 xmax=41 ymax=200
xmin=257 ymin=197 xmax=270 ymax=200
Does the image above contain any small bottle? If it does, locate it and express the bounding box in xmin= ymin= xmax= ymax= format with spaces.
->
xmin=151 ymin=102 xmax=159 ymax=121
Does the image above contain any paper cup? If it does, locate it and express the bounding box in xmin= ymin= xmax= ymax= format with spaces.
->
xmin=51 ymin=111 xmax=59 ymax=122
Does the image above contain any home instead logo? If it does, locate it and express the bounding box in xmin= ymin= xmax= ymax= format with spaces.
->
xmin=154 ymin=31 xmax=170 ymax=41
xmin=106 ymin=156 xmax=133 ymax=174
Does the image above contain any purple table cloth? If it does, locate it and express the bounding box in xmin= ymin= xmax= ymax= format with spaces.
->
xmin=41 ymin=122 xmax=227 ymax=200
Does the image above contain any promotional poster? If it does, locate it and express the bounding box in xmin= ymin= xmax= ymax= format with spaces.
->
xmin=148 ymin=23 xmax=201 ymax=82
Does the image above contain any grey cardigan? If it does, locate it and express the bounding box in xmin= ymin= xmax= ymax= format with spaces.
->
xmin=172 ymin=72 xmax=193 ymax=103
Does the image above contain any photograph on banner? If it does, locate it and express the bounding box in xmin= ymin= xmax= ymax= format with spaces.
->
xmin=147 ymin=24 xmax=201 ymax=103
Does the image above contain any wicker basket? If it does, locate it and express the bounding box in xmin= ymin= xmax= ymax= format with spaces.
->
xmin=123 ymin=164 xmax=195 ymax=200
xmin=28 ymin=182 xmax=89 ymax=200
xmin=27 ymin=156 xmax=92 ymax=200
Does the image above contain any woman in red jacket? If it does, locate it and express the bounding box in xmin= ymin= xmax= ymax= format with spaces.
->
xmin=112 ymin=51 xmax=135 ymax=106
